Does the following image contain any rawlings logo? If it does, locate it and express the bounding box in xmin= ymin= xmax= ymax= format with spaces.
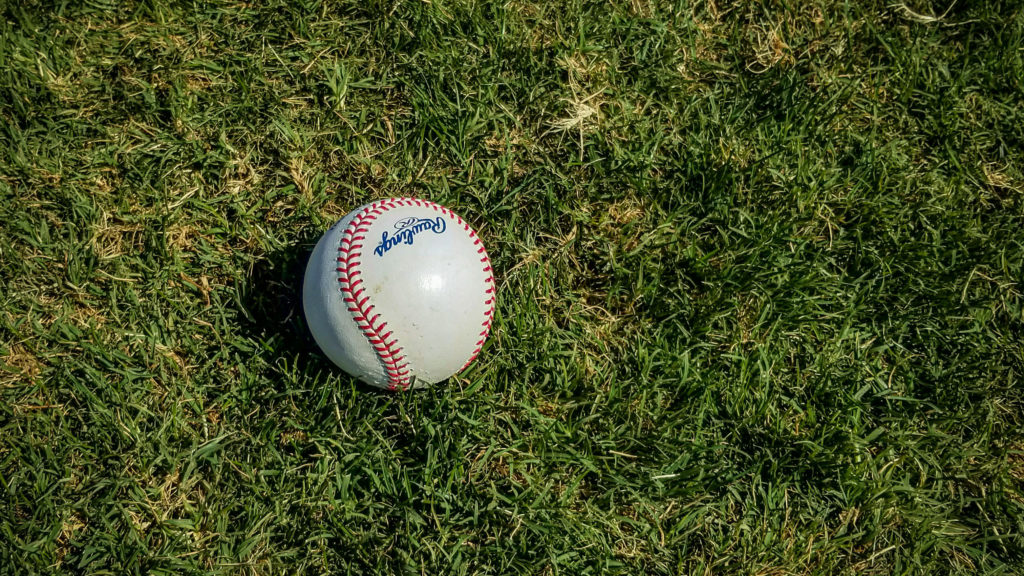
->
xmin=374 ymin=216 xmax=447 ymax=256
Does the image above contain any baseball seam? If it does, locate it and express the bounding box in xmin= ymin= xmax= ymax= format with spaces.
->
xmin=335 ymin=197 xmax=494 ymax=390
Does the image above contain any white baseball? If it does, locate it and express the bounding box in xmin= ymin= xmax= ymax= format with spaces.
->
xmin=303 ymin=198 xmax=495 ymax=390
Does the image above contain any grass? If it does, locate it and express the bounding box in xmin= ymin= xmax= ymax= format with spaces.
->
xmin=1 ymin=0 xmax=1023 ymax=573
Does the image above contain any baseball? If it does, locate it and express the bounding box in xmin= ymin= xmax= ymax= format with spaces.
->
xmin=303 ymin=198 xmax=495 ymax=390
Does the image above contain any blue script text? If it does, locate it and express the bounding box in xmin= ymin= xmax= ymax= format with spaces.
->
xmin=374 ymin=216 xmax=447 ymax=256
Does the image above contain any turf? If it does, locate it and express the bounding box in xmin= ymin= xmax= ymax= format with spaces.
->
xmin=1 ymin=0 xmax=1023 ymax=574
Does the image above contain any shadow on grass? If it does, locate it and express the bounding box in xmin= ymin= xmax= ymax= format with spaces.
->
xmin=239 ymin=231 xmax=321 ymax=361
xmin=235 ymin=226 xmax=399 ymax=400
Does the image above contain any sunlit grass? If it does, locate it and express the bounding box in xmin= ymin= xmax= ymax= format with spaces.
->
xmin=2 ymin=1 xmax=1022 ymax=573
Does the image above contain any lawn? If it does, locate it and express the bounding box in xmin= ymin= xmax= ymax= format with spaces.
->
xmin=1 ymin=0 xmax=1023 ymax=573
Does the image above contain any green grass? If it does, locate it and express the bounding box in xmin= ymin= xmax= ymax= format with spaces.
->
xmin=1 ymin=0 xmax=1023 ymax=573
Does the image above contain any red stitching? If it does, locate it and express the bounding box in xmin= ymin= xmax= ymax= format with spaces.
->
xmin=460 ymin=230 xmax=495 ymax=373
xmin=337 ymin=197 xmax=494 ymax=388
xmin=338 ymin=199 xmax=417 ymax=388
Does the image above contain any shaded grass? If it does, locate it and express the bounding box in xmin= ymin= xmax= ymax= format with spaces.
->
xmin=1 ymin=0 xmax=1023 ymax=574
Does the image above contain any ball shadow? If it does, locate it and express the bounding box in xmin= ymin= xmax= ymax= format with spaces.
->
xmin=235 ymin=226 xmax=398 ymax=400
xmin=237 ymin=229 xmax=323 ymax=365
